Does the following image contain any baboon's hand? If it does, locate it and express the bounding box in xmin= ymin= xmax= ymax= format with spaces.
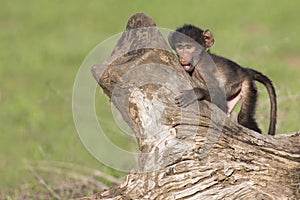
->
xmin=175 ymin=89 xmax=197 ymax=107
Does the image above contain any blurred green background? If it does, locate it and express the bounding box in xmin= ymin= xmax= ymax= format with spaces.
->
xmin=1 ymin=0 xmax=300 ymax=196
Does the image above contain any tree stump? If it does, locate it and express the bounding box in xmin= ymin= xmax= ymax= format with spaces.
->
xmin=85 ymin=13 xmax=300 ymax=200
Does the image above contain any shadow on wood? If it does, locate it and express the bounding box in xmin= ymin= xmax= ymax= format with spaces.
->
xmin=82 ymin=13 xmax=300 ymax=200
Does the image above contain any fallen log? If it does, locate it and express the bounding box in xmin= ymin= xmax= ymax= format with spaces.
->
xmin=83 ymin=13 xmax=300 ymax=200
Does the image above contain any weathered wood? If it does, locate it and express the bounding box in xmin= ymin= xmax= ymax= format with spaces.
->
xmin=85 ymin=13 xmax=300 ymax=200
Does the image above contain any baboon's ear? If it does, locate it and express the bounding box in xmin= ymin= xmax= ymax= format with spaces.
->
xmin=203 ymin=29 xmax=214 ymax=48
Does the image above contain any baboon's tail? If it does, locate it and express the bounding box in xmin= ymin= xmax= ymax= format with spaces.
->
xmin=248 ymin=68 xmax=277 ymax=135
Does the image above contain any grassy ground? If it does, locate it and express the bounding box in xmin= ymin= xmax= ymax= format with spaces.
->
xmin=1 ymin=0 xmax=300 ymax=198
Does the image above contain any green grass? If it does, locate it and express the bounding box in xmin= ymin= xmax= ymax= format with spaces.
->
xmin=1 ymin=0 xmax=300 ymax=195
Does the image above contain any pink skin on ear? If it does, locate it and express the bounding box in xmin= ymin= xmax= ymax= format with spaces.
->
xmin=203 ymin=29 xmax=215 ymax=48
